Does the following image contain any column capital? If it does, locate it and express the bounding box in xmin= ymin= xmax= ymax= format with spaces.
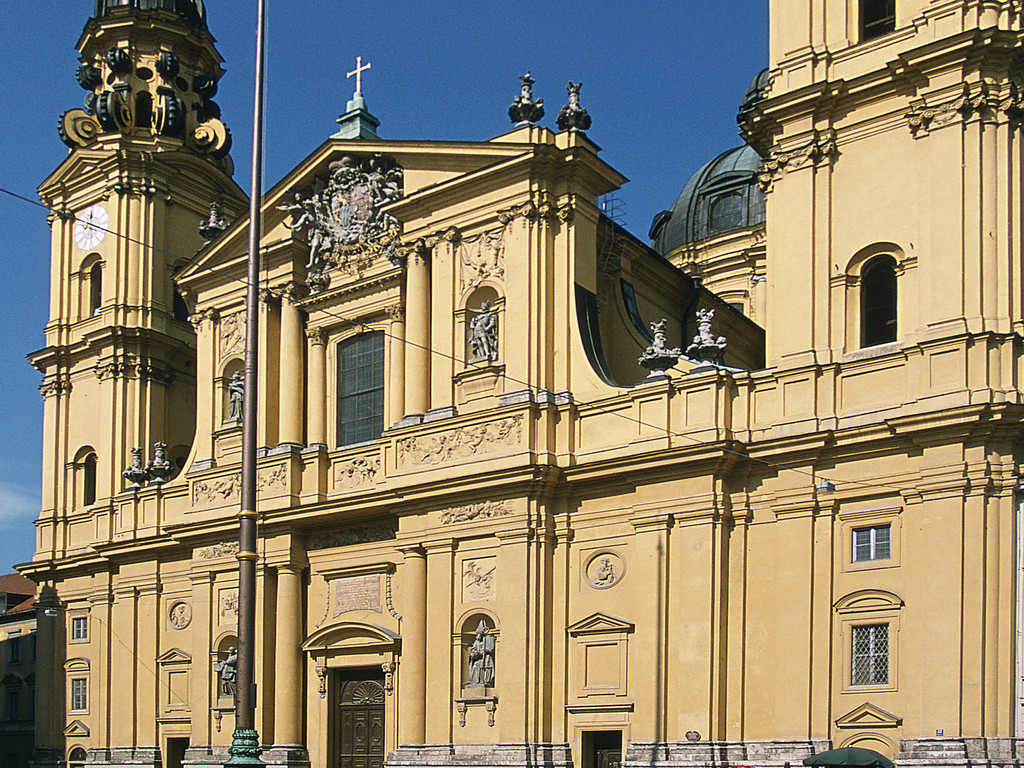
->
xmin=385 ymin=304 xmax=405 ymax=322
xmin=305 ymin=326 xmax=328 ymax=346
xmin=190 ymin=306 xmax=219 ymax=330
xmin=278 ymin=280 xmax=309 ymax=305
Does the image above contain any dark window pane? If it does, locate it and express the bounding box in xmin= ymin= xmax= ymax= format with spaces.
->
xmin=862 ymin=0 xmax=895 ymax=40
xmin=861 ymin=256 xmax=897 ymax=347
xmin=337 ymin=332 xmax=385 ymax=446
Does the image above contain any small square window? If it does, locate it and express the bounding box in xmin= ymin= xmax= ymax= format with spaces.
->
xmin=853 ymin=524 xmax=890 ymax=562
xmin=852 ymin=623 xmax=889 ymax=685
xmin=70 ymin=678 xmax=88 ymax=712
xmin=71 ymin=616 xmax=88 ymax=642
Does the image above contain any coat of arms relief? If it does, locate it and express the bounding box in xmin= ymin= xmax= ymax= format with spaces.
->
xmin=279 ymin=153 xmax=404 ymax=292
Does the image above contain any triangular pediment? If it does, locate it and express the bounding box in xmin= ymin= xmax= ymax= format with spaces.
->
xmin=64 ymin=719 xmax=90 ymax=737
xmin=157 ymin=648 xmax=192 ymax=665
xmin=835 ymin=701 xmax=902 ymax=729
xmin=567 ymin=612 xmax=635 ymax=636
xmin=177 ymin=137 xmax=536 ymax=293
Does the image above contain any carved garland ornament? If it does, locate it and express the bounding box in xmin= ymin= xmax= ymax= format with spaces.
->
xmin=397 ymin=415 xmax=523 ymax=467
xmin=195 ymin=541 xmax=239 ymax=559
xmin=757 ymin=132 xmax=837 ymax=191
xmin=906 ymin=84 xmax=1023 ymax=136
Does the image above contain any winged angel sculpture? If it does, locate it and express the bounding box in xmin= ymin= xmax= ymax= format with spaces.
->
xmin=279 ymin=153 xmax=403 ymax=291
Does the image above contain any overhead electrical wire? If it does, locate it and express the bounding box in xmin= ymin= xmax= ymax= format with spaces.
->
xmin=0 ymin=186 xmax=913 ymax=499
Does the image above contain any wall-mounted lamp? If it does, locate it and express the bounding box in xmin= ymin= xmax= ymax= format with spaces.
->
xmin=815 ymin=479 xmax=836 ymax=494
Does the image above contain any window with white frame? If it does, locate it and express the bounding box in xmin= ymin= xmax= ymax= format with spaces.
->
xmin=853 ymin=524 xmax=891 ymax=562
xmin=852 ymin=623 xmax=889 ymax=686
xmin=6 ymin=634 xmax=20 ymax=664
xmin=70 ymin=678 xmax=88 ymax=712
xmin=71 ymin=616 xmax=88 ymax=642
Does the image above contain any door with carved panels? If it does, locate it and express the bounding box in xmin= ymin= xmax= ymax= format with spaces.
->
xmin=332 ymin=670 xmax=386 ymax=768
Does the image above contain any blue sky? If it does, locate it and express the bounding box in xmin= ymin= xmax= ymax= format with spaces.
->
xmin=0 ymin=1 xmax=767 ymax=573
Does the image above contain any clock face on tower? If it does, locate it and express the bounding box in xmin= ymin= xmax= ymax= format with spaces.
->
xmin=74 ymin=205 xmax=108 ymax=250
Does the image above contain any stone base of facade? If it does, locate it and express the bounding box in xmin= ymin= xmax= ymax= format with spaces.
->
xmin=899 ymin=738 xmax=1024 ymax=766
xmin=181 ymin=746 xmax=229 ymax=767
xmin=83 ymin=747 xmax=160 ymax=768
xmin=624 ymin=740 xmax=831 ymax=768
xmin=261 ymin=745 xmax=311 ymax=768
xmin=387 ymin=743 xmax=573 ymax=768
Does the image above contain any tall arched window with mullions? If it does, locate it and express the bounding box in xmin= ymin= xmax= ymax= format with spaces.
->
xmin=861 ymin=256 xmax=897 ymax=347
xmin=337 ymin=332 xmax=385 ymax=447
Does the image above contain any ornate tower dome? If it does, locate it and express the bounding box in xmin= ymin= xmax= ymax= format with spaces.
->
xmin=94 ymin=0 xmax=207 ymax=28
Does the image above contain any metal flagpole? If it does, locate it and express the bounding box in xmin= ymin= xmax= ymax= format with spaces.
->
xmin=227 ymin=0 xmax=267 ymax=764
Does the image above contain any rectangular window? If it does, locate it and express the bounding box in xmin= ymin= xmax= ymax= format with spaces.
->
xmin=27 ymin=633 xmax=36 ymax=661
xmin=337 ymin=332 xmax=385 ymax=447
xmin=852 ymin=624 xmax=889 ymax=685
xmin=853 ymin=524 xmax=891 ymax=562
xmin=6 ymin=635 xmax=20 ymax=664
xmin=70 ymin=678 xmax=88 ymax=712
xmin=71 ymin=616 xmax=88 ymax=641
xmin=861 ymin=0 xmax=896 ymax=40
xmin=5 ymin=689 xmax=18 ymax=722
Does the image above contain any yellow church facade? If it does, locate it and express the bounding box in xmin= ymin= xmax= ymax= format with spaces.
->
xmin=18 ymin=3 xmax=1024 ymax=768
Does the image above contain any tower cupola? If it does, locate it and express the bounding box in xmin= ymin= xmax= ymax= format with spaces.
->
xmin=58 ymin=0 xmax=231 ymax=169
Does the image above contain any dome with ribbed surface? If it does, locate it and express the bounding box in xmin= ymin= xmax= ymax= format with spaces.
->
xmin=94 ymin=0 xmax=206 ymax=28
xmin=649 ymin=143 xmax=765 ymax=255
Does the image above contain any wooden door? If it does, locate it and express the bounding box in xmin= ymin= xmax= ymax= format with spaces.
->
xmin=334 ymin=673 xmax=385 ymax=768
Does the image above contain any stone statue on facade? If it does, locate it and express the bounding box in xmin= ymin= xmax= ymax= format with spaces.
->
xmin=638 ymin=319 xmax=683 ymax=375
xmin=122 ymin=447 xmax=150 ymax=489
xmin=147 ymin=441 xmax=174 ymax=485
xmin=509 ymin=72 xmax=545 ymax=125
xmin=468 ymin=300 xmax=499 ymax=362
xmin=685 ymin=308 xmax=728 ymax=365
xmin=227 ymin=371 xmax=244 ymax=421
xmin=466 ymin=620 xmax=496 ymax=688
xmin=214 ymin=646 xmax=238 ymax=696
xmin=556 ymin=81 xmax=592 ymax=132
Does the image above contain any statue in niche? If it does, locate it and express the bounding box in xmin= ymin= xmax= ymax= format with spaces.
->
xmin=227 ymin=371 xmax=244 ymax=421
xmin=465 ymin=619 xmax=496 ymax=688
xmin=214 ymin=646 xmax=238 ymax=696
xmin=468 ymin=301 xmax=499 ymax=363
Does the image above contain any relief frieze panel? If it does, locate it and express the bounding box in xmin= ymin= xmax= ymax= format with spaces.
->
xmin=219 ymin=312 xmax=245 ymax=359
xmin=308 ymin=525 xmax=396 ymax=550
xmin=397 ymin=415 xmax=523 ymax=467
xmin=441 ymin=500 xmax=514 ymax=525
xmin=334 ymin=456 xmax=380 ymax=490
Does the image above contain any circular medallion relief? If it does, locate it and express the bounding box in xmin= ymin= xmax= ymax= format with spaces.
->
xmin=583 ymin=550 xmax=625 ymax=590
xmin=168 ymin=601 xmax=192 ymax=630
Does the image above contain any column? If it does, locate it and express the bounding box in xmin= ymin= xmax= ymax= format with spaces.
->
xmin=305 ymin=328 xmax=327 ymax=447
xmin=279 ymin=282 xmax=305 ymax=447
xmin=404 ymin=247 xmax=430 ymax=418
xmin=386 ymin=305 xmax=406 ymax=426
xmin=274 ymin=565 xmax=306 ymax=747
xmin=398 ymin=547 xmax=427 ymax=744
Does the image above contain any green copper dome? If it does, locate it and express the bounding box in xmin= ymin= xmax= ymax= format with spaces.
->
xmin=94 ymin=0 xmax=207 ymax=28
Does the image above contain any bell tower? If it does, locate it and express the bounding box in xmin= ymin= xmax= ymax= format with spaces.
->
xmin=747 ymin=0 xmax=1024 ymax=365
xmin=29 ymin=0 xmax=246 ymax=558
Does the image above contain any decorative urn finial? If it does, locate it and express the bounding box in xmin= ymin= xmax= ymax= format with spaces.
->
xmin=199 ymin=202 xmax=230 ymax=243
xmin=508 ymin=72 xmax=545 ymax=125
xmin=556 ymin=81 xmax=592 ymax=132
xmin=685 ymin=308 xmax=728 ymax=365
xmin=147 ymin=442 xmax=174 ymax=485
xmin=638 ymin=319 xmax=683 ymax=376
xmin=122 ymin=447 xmax=151 ymax=489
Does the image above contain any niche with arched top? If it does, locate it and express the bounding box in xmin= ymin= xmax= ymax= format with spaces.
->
xmin=220 ymin=359 xmax=244 ymax=424
xmin=458 ymin=612 xmax=498 ymax=690
xmin=463 ymin=287 xmax=502 ymax=366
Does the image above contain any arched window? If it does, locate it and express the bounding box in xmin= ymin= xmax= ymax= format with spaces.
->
xmin=861 ymin=0 xmax=895 ymax=40
xmin=337 ymin=332 xmax=384 ymax=447
xmin=82 ymin=453 xmax=97 ymax=507
xmin=89 ymin=262 xmax=102 ymax=316
xmin=708 ymin=191 xmax=744 ymax=234
xmin=860 ymin=256 xmax=897 ymax=347
xmin=69 ymin=747 xmax=88 ymax=768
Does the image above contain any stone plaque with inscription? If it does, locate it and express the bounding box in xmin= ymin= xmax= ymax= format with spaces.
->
xmin=333 ymin=574 xmax=381 ymax=616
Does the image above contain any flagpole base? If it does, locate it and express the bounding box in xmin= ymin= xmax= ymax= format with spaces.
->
xmin=225 ymin=728 xmax=264 ymax=767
